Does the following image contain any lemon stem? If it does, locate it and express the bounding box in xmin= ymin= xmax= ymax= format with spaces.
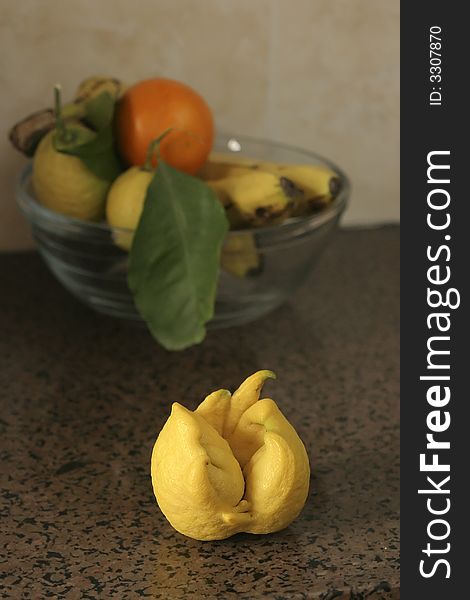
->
xmin=143 ymin=128 xmax=173 ymax=171
xmin=54 ymin=84 xmax=73 ymax=144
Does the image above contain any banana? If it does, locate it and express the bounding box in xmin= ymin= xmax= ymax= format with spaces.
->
xmin=221 ymin=233 xmax=262 ymax=278
xmin=207 ymin=171 xmax=301 ymax=228
xmin=198 ymin=153 xmax=259 ymax=180
xmin=74 ymin=75 xmax=127 ymax=103
xmin=200 ymin=155 xmax=341 ymax=219
xmin=9 ymin=109 xmax=58 ymax=158
xmin=206 ymin=179 xmax=244 ymax=228
xmin=199 ymin=162 xmax=257 ymax=180
xmin=209 ymin=152 xmax=260 ymax=167
xmin=8 ymin=76 xmax=126 ymax=156
xmin=257 ymin=163 xmax=341 ymax=216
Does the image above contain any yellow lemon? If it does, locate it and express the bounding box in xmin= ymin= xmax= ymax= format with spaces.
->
xmin=105 ymin=167 xmax=153 ymax=250
xmin=151 ymin=371 xmax=310 ymax=540
xmin=32 ymin=126 xmax=109 ymax=221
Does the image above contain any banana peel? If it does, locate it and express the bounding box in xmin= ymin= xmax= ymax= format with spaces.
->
xmin=151 ymin=371 xmax=310 ymax=540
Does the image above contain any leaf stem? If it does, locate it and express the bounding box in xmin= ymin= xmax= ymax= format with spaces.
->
xmin=143 ymin=128 xmax=173 ymax=171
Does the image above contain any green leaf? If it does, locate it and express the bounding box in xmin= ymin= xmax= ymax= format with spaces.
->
xmin=53 ymin=91 xmax=122 ymax=181
xmin=128 ymin=160 xmax=229 ymax=351
xmin=57 ymin=127 xmax=122 ymax=181
xmin=83 ymin=91 xmax=115 ymax=130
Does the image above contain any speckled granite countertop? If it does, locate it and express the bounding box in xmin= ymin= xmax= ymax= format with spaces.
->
xmin=0 ymin=227 xmax=399 ymax=599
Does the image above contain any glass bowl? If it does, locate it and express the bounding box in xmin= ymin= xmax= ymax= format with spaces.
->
xmin=16 ymin=133 xmax=350 ymax=329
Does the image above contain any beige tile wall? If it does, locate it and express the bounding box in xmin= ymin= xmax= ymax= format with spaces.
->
xmin=0 ymin=0 xmax=399 ymax=251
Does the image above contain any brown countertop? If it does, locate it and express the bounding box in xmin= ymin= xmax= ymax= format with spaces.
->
xmin=0 ymin=227 xmax=399 ymax=599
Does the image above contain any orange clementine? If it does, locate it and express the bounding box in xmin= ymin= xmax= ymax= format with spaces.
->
xmin=115 ymin=78 xmax=214 ymax=175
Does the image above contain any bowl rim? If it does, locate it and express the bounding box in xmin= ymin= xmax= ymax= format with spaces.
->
xmin=17 ymin=132 xmax=350 ymax=237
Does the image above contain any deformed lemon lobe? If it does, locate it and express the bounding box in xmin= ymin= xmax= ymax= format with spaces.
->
xmin=150 ymin=371 xmax=310 ymax=540
xmin=223 ymin=369 xmax=276 ymax=438
xmin=195 ymin=388 xmax=231 ymax=436
xmin=151 ymin=402 xmax=245 ymax=541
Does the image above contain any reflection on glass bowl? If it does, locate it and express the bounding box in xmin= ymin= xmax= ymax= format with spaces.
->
xmin=17 ymin=133 xmax=350 ymax=329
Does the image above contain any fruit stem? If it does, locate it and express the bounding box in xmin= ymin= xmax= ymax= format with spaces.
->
xmin=143 ymin=128 xmax=173 ymax=171
xmin=54 ymin=84 xmax=73 ymax=144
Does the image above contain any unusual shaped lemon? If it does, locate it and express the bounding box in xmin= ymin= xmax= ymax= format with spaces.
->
xmin=151 ymin=371 xmax=310 ymax=540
